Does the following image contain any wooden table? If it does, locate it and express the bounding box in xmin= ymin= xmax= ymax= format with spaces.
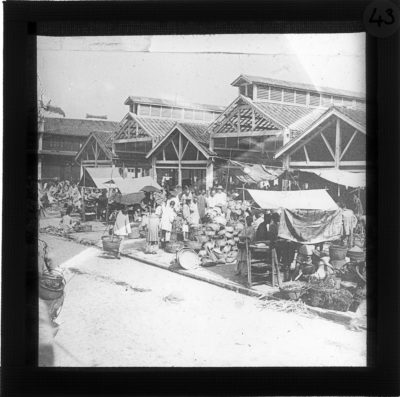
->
xmin=247 ymin=244 xmax=282 ymax=288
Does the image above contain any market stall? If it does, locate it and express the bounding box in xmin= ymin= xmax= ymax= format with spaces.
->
xmin=247 ymin=188 xmax=366 ymax=313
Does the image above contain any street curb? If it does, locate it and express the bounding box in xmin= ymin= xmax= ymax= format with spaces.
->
xmin=43 ymin=231 xmax=359 ymax=326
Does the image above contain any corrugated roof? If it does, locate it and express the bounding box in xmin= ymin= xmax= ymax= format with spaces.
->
xmin=288 ymin=107 xmax=328 ymax=137
xmin=44 ymin=117 xmax=119 ymax=137
xmin=333 ymin=106 xmax=366 ymax=128
xmin=177 ymin=122 xmax=214 ymax=156
xmin=134 ymin=116 xmax=176 ymax=139
xmin=232 ymin=74 xmax=365 ymax=99
xmin=124 ymin=96 xmax=225 ymax=112
xmin=254 ymin=102 xmax=319 ymax=130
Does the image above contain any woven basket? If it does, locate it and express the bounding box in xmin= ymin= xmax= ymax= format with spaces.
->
xmin=39 ymin=274 xmax=65 ymax=300
xmin=102 ymin=236 xmax=122 ymax=253
xmin=186 ymin=240 xmax=202 ymax=251
xmin=347 ymin=251 xmax=365 ymax=262
xmin=165 ymin=241 xmax=184 ymax=253
xmin=329 ymin=245 xmax=348 ymax=260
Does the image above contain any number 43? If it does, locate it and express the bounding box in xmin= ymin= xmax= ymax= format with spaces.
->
xmin=369 ymin=7 xmax=395 ymax=26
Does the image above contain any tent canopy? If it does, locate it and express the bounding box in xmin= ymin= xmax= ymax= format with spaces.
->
xmin=114 ymin=176 xmax=162 ymax=205
xmin=299 ymin=169 xmax=366 ymax=188
xmin=229 ymin=161 xmax=284 ymax=184
xmin=247 ymin=189 xmax=338 ymax=210
xmin=79 ymin=167 xmax=121 ymax=189
xmin=113 ymin=176 xmax=161 ymax=195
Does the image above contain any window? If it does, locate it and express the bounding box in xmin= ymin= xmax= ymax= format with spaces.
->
xmin=204 ymin=111 xmax=214 ymax=122
xmin=247 ymin=85 xmax=253 ymax=99
xmin=239 ymin=86 xmax=246 ymax=95
xmin=150 ymin=106 xmax=161 ymax=117
xmin=321 ymin=94 xmax=332 ymax=106
xmin=343 ymin=98 xmax=353 ymax=107
xmin=333 ymin=96 xmax=343 ymax=105
xmin=309 ymin=92 xmax=320 ymax=106
xmin=139 ymin=104 xmax=150 ymax=116
xmin=184 ymin=109 xmax=194 ymax=120
xmin=194 ymin=110 xmax=204 ymax=121
xmin=295 ymin=91 xmax=307 ymax=105
xmin=171 ymin=107 xmax=183 ymax=119
xmin=213 ymin=138 xmax=225 ymax=147
xmin=161 ymin=107 xmax=172 ymax=118
xmin=270 ymin=87 xmax=282 ymax=101
xmin=283 ymin=89 xmax=295 ymax=103
xmin=257 ymin=85 xmax=269 ymax=100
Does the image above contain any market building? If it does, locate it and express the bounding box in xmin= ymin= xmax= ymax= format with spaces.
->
xmin=38 ymin=113 xmax=118 ymax=182
xmin=145 ymin=122 xmax=214 ymax=188
xmin=110 ymin=96 xmax=225 ymax=179
xmin=206 ymin=74 xmax=366 ymax=189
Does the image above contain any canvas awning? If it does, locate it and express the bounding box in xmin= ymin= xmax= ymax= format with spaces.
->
xmin=79 ymin=167 xmax=121 ymax=189
xmin=247 ymin=189 xmax=338 ymax=210
xmin=230 ymin=161 xmax=284 ymax=184
xmin=298 ymin=169 xmax=366 ymax=188
xmin=113 ymin=176 xmax=162 ymax=205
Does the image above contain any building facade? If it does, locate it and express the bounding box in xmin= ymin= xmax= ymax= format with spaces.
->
xmin=111 ymin=96 xmax=225 ymax=179
xmin=38 ymin=114 xmax=118 ymax=182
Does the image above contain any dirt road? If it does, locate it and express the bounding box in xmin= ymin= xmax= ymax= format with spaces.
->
xmin=41 ymin=234 xmax=366 ymax=367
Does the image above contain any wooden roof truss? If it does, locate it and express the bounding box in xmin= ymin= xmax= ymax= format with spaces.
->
xmin=209 ymin=97 xmax=282 ymax=137
xmin=114 ymin=117 xmax=149 ymax=140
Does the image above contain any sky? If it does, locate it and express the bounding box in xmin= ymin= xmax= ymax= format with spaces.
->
xmin=37 ymin=34 xmax=366 ymax=121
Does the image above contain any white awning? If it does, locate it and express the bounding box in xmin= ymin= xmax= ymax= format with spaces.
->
xmin=299 ymin=169 xmax=366 ymax=188
xmin=247 ymin=189 xmax=338 ymax=210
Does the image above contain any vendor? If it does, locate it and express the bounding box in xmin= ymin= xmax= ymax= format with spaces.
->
xmin=255 ymin=213 xmax=271 ymax=241
xmin=235 ymin=216 xmax=256 ymax=277
xmin=196 ymin=189 xmax=207 ymax=223
xmin=160 ymin=200 xmax=176 ymax=248
xmin=182 ymin=199 xmax=191 ymax=241
xmin=181 ymin=186 xmax=193 ymax=203
xmin=214 ymin=185 xmax=227 ymax=208
xmin=113 ymin=206 xmax=132 ymax=259
xmin=207 ymin=189 xmax=217 ymax=209
xmin=59 ymin=206 xmax=75 ymax=231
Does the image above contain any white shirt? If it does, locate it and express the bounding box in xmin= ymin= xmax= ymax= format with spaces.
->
xmin=214 ymin=191 xmax=227 ymax=206
xmin=207 ymin=195 xmax=218 ymax=208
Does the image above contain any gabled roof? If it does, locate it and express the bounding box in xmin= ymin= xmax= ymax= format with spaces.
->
xmin=124 ymin=96 xmax=225 ymax=112
xmin=116 ymin=112 xmax=177 ymax=140
xmin=274 ymin=106 xmax=366 ymax=159
xmin=75 ymin=130 xmax=116 ymax=162
xmin=254 ymin=102 xmax=326 ymax=131
xmin=43 ymin=117 xmax=119 ymax=137
xmin=208 ymin=95 xmax=328 ymax=136
xmin=231 ymin=74 xmax=365 ymax=99
xmin=146 ymin=122 xmax=214 ymax=159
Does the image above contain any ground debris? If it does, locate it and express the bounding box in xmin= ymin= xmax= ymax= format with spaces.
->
xmin=162 ymin=293 xmax=184 ymax=304
xmin=256 ymin=296 xmax=314 ymax=318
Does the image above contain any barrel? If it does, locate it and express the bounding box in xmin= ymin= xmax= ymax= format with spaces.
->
xmin=329 ymin=245 xmax=348 ymax=260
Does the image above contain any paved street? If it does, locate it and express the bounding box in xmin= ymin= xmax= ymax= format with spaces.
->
xmin=41 ymin=234 xmax=367 ymax=367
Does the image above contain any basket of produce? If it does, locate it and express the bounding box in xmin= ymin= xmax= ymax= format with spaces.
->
xmin=165 ymin=241 xmax=185 ymax=254
xmin=196 ymin=234 xmax=209 ymax=244
xmin=102 ymin=236 xmax=122 ymax=254
xmin=128 ymin=227 xmax=140 ymax=239
xmin=218 ymin=229 xmax=226 ymax=236
xmin=206 ymin=230 xmax=216 ymax=237
xmin=212 ymin=248 xmax=225 ymax=260
xmin=329 ymin=244 xmax=348 ymax=260
xmin=176 ymin=248 xmax=201 ymax=270
xmin=185 ymin=240 xmax=202 ymax=251
xmin=225 ymin=226 xmax=234 ymax=233
xmin=279 ymin=281 xmax=306 ymax=301
xmin=208 ymin=223 xmax=220 ymax=232
xmin=39 ymin=272 xmax=66 ymax=300
xmin=347 ymin=246 xmax=365 ymax=262
xmin=201 ymin=257 xmax=216 ymax=267
xmin=225 ymin=232 xmax=233 ymax=238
